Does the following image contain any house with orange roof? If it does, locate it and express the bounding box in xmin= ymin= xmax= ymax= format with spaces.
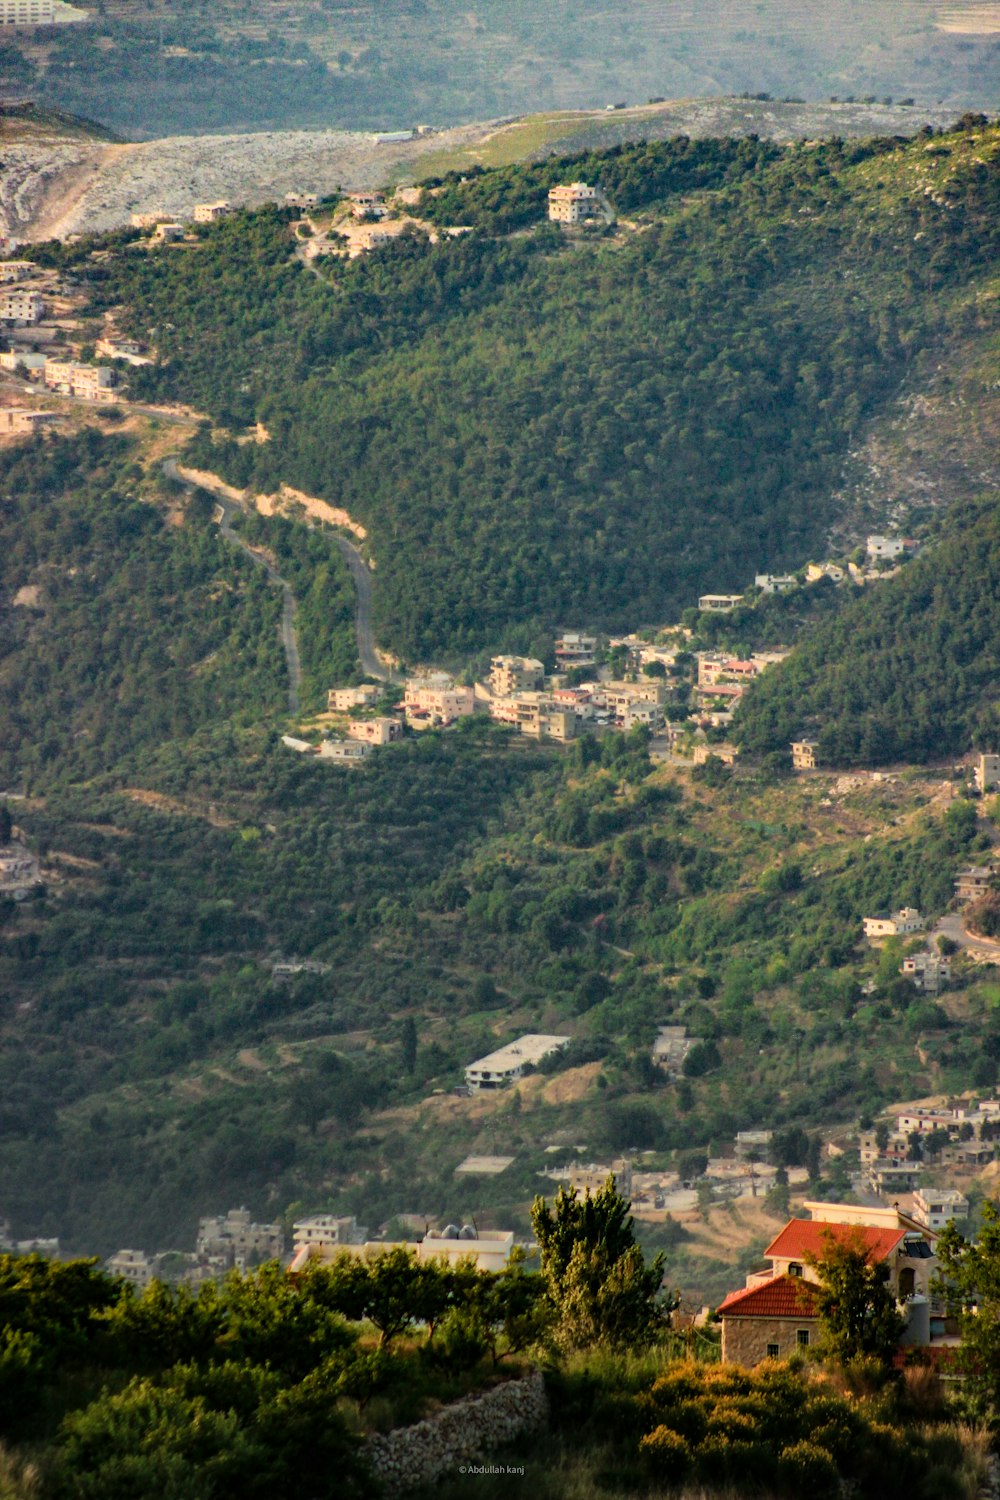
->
xmin=717 ymin=1201 xmax=938 ymax=1366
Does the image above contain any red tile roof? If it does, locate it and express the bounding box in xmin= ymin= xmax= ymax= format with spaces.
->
xmin=764 ymin=1219 xmax=906 ymax=1264
xmin=718 ymin=1275 xmax=821 ymax=1319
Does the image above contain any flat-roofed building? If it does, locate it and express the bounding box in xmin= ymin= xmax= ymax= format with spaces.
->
xmin=554 ymin=631 xmax=597 ymax=667
xmin=43 ymin=360 xmax=116 ymax=401
xmin=0 ymin=0 xmax=87 ymax=22
xmin=292 ymin=1214 xmax=367 ymax=1250
xmin=465 ymin=1033 xmax=570 ymax=1091
xmin=955 ymin=865 xmax=998 ymax=902
xmin=698 ymin=593 xmax=744 ymax=611
xmin=317 ymin=738 xmax=371 ymax=764
xmin=0 ymin=289 xmax=43 ymax=323
xmin=863 ymin=907 xmax=924 ymax=939
xmin=193 ymin=202 xmax=232 ymax=223
xmin=105 ymin=1249 xmax=155 ymax=1289
xmin=975 ymin=753 xmax=1000 ymax=795
xmin=403 ymin=682 xmax=475 ymax=723
xmin=490 ymin=655 xmax=544 ymax=696
xmin=912 ymin=1188 xmax=969 ymax=1232
xmin=328 ymin=684 xmax=381 ymax=712
xmin=0 ymin=406 xmax=61 ymax=434
xmin=0 ymin=260 xmax=36 ymax=282
xmin=548 ymin=182 xmax=599 ymax=224
xmin=346 ymin=716 xmax=402 ymax=746
xmin=152 ymin=222 xmax=185 ymax=243
xmin=791 ymin=740 xmax=818 ymax=770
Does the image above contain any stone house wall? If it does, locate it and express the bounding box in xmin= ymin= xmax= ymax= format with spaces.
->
xmin=721 ymin=1315 xmax=818 ymax=1366
xmin=365 ymin=1369 xmax=548 ymax=1494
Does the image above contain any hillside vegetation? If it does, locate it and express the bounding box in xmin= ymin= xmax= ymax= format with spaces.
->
xmin=73 ymin=121 xmax=1000 ymax=660
xmin=2 ymin=0 xmax=999 ymax=137
xmin=736 ymin=495 xmax=1000 ymax=764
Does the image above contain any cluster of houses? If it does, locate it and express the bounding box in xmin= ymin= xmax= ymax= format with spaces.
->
xmin=1 ymin=346 xmax=117 ymax=401
xmin=698 ymin=538 xmax=922 ymax=618
xmin=106 ymin=1206 xmax=289 ymax=1291
xmin=859 ymin=1099 xmax=1000 ymax=1198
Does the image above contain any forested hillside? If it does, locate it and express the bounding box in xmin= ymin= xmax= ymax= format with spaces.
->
xmin=72 ymin=122 xmax=1000 ymax=659
xmin=736 ymin=496 xmax=1000 ymax=764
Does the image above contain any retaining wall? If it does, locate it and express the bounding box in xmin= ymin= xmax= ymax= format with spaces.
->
xmin=365 ymin=1369 xmax=548 ymax=1494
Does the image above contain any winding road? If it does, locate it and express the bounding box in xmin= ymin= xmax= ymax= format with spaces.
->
xmin=329 ymin=532 xmax=394 ymax=683
xmin=162 ymin=458 xmax=302 ymax=715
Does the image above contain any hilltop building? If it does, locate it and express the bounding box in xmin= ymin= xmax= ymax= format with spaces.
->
xmin=790 ymin=740 xmax=818 ymax=770
xmin=698 ymin=593 xmax=744 ymax=612
xmin=328 ymin=684 xmax=381 ymax=712
xmin=548 ymin=182 xmax=599 ymax=224
xmin=0 ymin=288 xmax=43 ymax=323
xmin=193 ymin=202 xmax=232 ymax=223
xmin=346 ymin=717 xmax=402 ymax=746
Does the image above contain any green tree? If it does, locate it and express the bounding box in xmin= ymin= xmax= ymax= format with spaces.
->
xmin=936 ymin=1199 xmax=1000 ymax=1419
xmin=806 ymin=1229 xmax=904 ymax=1367
xmin=530 ymin=1175 xmax=675 ymax=1350
xmin=0 ymin=804 xmax=12 ymax=845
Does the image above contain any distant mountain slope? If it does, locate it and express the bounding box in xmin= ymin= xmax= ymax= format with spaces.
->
xmin=735 ymin=497 xmax=1000 ymax=765
xmin=82 ymin=121 xmax=1000 ymax=659
xmin=1 ymin=0 xmax=999 ymax=137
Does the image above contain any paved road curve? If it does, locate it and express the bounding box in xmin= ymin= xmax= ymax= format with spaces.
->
xmin=162 ymin=458 xmax=302 ymax=715
xmin=330 ymin=532 xmax=395 ymax=683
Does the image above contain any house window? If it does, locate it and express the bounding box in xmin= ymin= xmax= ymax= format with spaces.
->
xmin=788 ymin=1263 xmax=803 ymax=1278
xmin=796 ymin=1329 xmax=810 ymax=1348
xmin=766 ymin=1343 xmax=780 ymax=1358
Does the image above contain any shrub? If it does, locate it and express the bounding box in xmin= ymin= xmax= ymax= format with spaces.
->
xmin=778 ymin=1439 xmax=840 ymax=1496
xmin=638 ymin=1424 xmax=691 ymax=1483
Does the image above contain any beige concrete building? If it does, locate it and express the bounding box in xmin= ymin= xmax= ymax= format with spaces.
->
xmin=0 ymin=261 xmax=36 ymax=282
xmin=328 ymin=684 xmax=381 ymax=711
xmin=193 ymin=202 xmax=232 ymax=223
xmin=975 ymin=753 xmax=1000 ymax=795
xmin=289 ymin=1227 xmax=515 ymax=1276
xmin=0 ymin=406 xmax=61 ymax=434
xmin=490 ymin=656 xmax=544 ymax=696
xmin=292 ymin=1214 xmax=367 ymax=1250
xmin=105 ymin=1249 xmax=156 ymax=1290
xmin=403 ymin=682 xmax=475 ymax=723
xmin=43 ymin=360 xmax=116 ymax=401
xmin=912 ymin=1188 xmax=969 ymax=1232
xmin=152 ymin=223 xmax=185 ymax=243
xmin=318 ymin=738 xmax=371 ymax=764
xmin=346 ymin=716 xmax=402 ymax=746
xmin=698 ymin=593 xmax=744 ymax=611
xmin=196 ymin=1208 xmax=284 ymax=1269
xmin=548 ymin=182 xmax=599 ymax=224
xmin=954 ymin=865 xmax=998 ymax=902
xmin=790 ymin=740 xmax=818 ymax=769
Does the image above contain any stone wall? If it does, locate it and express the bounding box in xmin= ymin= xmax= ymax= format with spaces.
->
xmin=721 ymin=1315 xmax=816 ymax=1367
xmin=365 ymin=1369 xmax=548 ymax=1494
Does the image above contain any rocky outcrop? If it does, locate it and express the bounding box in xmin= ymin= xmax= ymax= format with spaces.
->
xmin=365 ymin=1370 xmax=548 ymax=1495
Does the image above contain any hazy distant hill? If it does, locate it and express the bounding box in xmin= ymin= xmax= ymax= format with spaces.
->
xmin=1 ymin=0 xmax=999 ymax=137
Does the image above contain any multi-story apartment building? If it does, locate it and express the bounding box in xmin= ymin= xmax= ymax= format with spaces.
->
xmin=43 ymin=361 xmax=116 ymax=401
xmin=489 ymin=656 xmax=544 ymax=696
xmin=0 ymin=289 xmax=44 ymax=323
xmin=548 ymin=183 xmax=599 ymax=224
xmin=0 ymin=0 xmax=86 ymax=22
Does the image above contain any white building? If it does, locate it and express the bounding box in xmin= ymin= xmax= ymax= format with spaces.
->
xmin=754 ymin=573 xmax=797 ymax=594
xmin=465 ymin=1033 xmax=570 ymax=1091
xmin=554 ymin=631 xmax=597 ymax=667
xmin=651 ymin=1025 xmax=692 ymax=1075
xmin=863 ymin=907 xmax=925 ymax=940
xmin=289 ymin=1226 xmax=515 ymax=1275
xmin=0 ymin=0 xmax=87 ymax=23
xmin=0 ymin=350 xmax=46 ymax=376
xmin=911 ymin=1189 xmax=969 ymax=1232
xmin=0 ymin=289 xmax=44 ymax=323
xmin=548 ymin=183 xmax=599 ymax=224
xmin=867 ymin=535 xmax=920 ymax=561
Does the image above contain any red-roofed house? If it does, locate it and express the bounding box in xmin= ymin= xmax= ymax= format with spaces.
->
xmin=718 ymin=1201 xmax=938 ymax=1366
xmin=719 ymin=1275 xmax=822 ymax=1364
